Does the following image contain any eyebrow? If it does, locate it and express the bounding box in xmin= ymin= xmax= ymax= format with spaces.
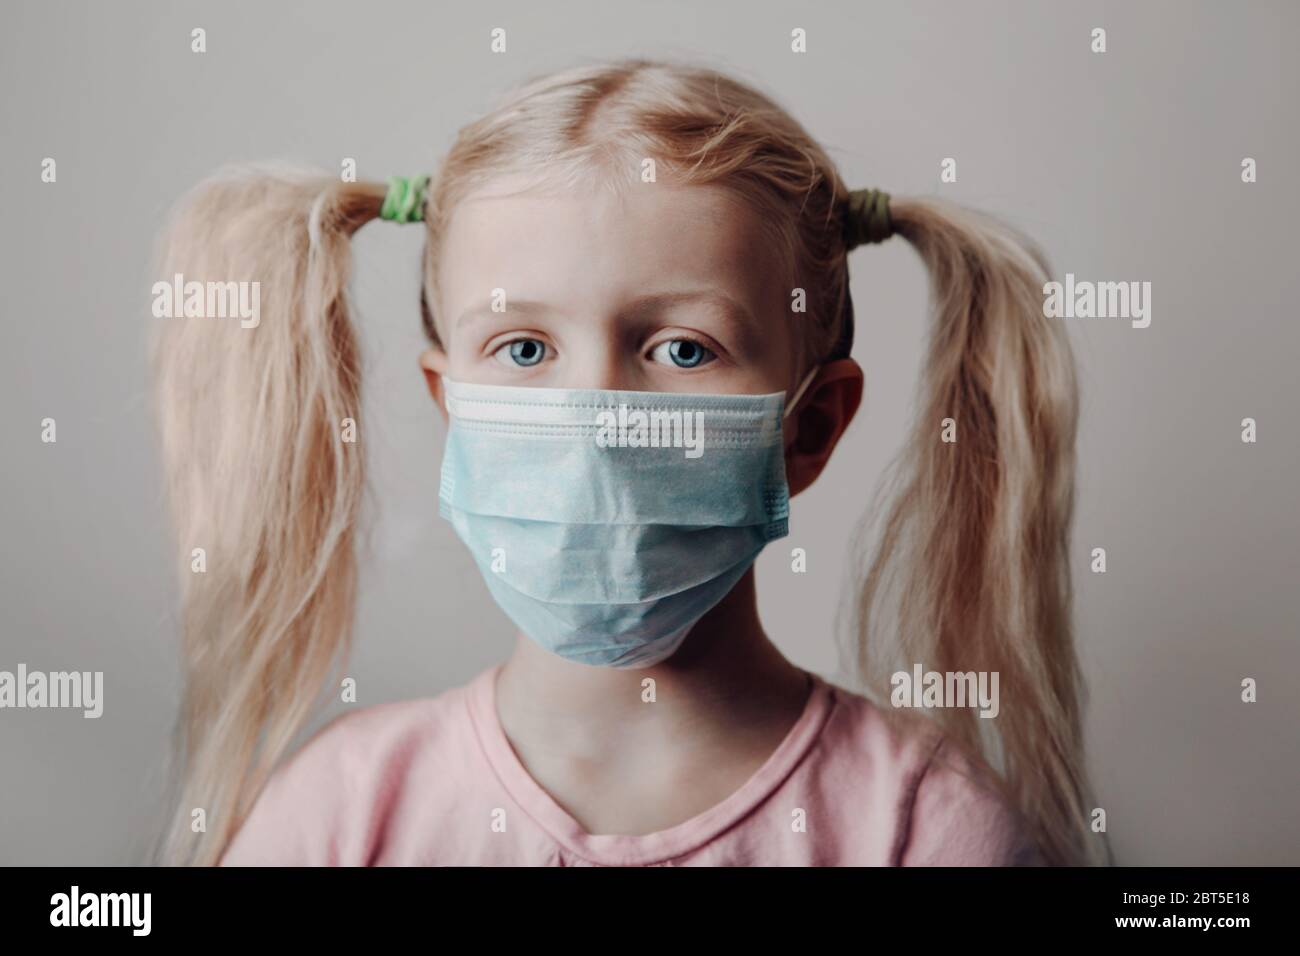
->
xmin=454 ymin=290 xmax=755 ymax=331
xmin=455 ymin=298 xmax=553 ymax=330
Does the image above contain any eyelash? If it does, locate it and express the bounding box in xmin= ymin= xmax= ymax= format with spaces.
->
xmin=492 ymin=337 xmax=549 ymax=368
xmin=649 ymin=335 xmax=717 ymax=369
xmin=490 ymin=335 xmax=721 ymax=369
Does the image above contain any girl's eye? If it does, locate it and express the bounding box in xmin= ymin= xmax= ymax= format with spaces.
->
xmin=494 ymin=338 xmax=547 ymax=367
xmin=651 ymin=338 xmax=716 ymax=369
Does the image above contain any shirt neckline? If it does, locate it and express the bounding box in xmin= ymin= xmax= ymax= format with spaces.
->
xmin=465 ymin=661 xmax=836 ymax=866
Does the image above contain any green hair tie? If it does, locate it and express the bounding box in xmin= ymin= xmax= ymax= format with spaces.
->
xmin=843 ymin=188 xmax=893 ymax=249
xmin=381 ymin=174 xmax=430 ymax=223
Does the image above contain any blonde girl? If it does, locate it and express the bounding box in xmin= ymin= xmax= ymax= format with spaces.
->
xmin=153 ymin=57 xmax=1104 ymax=867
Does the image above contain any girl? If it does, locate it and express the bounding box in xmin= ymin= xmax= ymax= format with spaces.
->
xmin=153 ymin=58 xmax=1104 ymax=866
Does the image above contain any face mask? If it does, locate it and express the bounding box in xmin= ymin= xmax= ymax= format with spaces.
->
xmin=437 ymin=368 xmax=818 ymax=668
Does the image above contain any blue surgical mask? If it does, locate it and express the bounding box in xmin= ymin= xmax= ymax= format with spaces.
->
xmin=437 ymin=369 xmax=817 ymax=668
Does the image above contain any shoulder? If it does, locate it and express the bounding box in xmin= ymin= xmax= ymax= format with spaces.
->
xmin=899 ymin=734 xmax=1045 ymax=866
xmin=219 ymin=673 xmax=481 ymax=866
xmin=815 ymin=675 xmax=1043 ymax=866
xmin=812 ymin=676 xmax=943 ymax=806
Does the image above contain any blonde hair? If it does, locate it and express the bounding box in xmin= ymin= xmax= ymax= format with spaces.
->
xmin=152 ymin=57 xmax=1105 ymax=865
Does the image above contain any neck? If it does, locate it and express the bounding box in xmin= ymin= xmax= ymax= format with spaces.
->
xmin=494 ymin=568 xmax=808 ymax=749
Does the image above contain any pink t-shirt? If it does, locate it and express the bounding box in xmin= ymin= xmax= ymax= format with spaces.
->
xmin=220 ymin=664 xmax=1043 ymax=866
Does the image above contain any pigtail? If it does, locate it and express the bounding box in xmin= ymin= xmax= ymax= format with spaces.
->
xmin=849 ymin=196 xmax=1107 ymax=865
xmin=149 ymin=166 xmax=386 ymax=865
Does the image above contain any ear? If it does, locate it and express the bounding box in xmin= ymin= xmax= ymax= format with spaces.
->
xmin=419 ymin=346 xmax=450 ymax=423
xmin=783 ymin=358 xmax=864 ymax=497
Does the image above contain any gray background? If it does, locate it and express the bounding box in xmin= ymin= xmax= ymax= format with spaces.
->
xmin=1 ymin=0 xmax=1296 ymax=865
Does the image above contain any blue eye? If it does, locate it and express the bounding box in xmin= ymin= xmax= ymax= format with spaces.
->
xmin=495 ymin=338 xmax=547 ymax=367
xmin=652 ymin=339 xmax=715 ymax=369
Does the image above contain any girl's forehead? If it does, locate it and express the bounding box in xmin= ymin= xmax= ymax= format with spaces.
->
xmin=437 ymin=177 xmax=789 ymax=321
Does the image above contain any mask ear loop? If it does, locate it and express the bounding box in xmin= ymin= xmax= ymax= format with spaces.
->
xmin=782 ymin=366 xmax=820 ymax=420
